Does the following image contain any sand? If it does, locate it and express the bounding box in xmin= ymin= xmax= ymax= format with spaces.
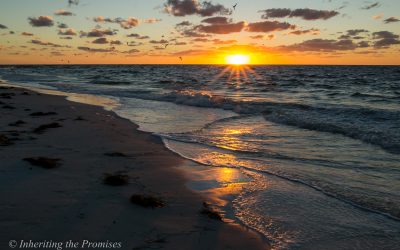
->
xmin=0 ymin=86 xmax=270 ymax=250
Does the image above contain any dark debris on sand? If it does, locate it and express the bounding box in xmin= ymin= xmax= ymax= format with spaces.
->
xmin=130 ymin=194 xmax=165 ymax=208
xmin=33 ymin=122 xmax=62 ymax=133
xmin=0 ymin=133 xmax=14 ymax=146
xmin=103 ymin=173 xmax=130 ymax=186
xmin=29 ymin=111 xmax=57 ymax=116
xmin=23 ymin=157 xmax=61 ymax=169
xmin=104 ymin=152 xmax=126 ymax=157
xmin=200 ymin=208 xmax=223 ymax=221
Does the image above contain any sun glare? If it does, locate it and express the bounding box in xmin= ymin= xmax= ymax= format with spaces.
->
xmin=225 ymin=54 xmax=250 ymax=65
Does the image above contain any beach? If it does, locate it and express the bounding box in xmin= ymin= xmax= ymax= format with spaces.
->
xmin=0 ymin=85 xmax=270 ymax=250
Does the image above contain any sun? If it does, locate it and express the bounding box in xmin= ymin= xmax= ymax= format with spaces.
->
xmin=225 ymin=54 xmax=250 ymax=65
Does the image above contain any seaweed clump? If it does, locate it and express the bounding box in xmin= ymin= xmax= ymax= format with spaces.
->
xmin=104 ymin=152 xmax=126 ymax=157
xmin=33 ymin=123 xmax=62 ymax=133
xmin=130 ymin=194 xmax=165 ymax=208
xmin=0 ymin=133 xmax=13 ymax=146
xmin=29 ymin=111 xmax=57 ymax=116
xmin=200 ymin=208 xmax=223 ymax=221
xmin=103 ymin=173 xmax=129 ymax=186
xmin=23 ymin=157 xmax=61 ymax=168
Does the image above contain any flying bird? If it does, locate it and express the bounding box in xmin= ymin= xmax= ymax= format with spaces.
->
xmin=165 ymin=43 xmax=169 ymax=48
xmin=233 ymin=3 xmax=237 ymax=10
xmin=179 ymin=57 xmax=182 ymax=61
xmin=162 ymin=35 xmax=164 ymax=37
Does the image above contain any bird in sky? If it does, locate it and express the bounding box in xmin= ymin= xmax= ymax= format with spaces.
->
xmin=233 ymin=3 xmax=237 ymax=10
xmin=165 ymin=43 xmax=169 ymax=48
xmin=179 ymin=57 xmax=182 ymax=61
xmin=162 ymin=35 xmax=164 ymax=37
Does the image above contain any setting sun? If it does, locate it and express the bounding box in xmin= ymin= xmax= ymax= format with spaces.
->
xmin=225 ymin=54 xmax=250 ymax=65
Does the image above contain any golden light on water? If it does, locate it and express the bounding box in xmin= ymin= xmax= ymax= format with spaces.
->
xmin=225 ymin=54 xmax=250 ymax=65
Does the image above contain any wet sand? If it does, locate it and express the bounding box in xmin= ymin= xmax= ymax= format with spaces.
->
xmin=0 ymin=86 xmax=270 ymax=249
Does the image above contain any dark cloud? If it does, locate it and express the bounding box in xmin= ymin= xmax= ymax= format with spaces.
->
xmin=28 ymin=15 xmax=54 ymax=27
xmin=58 ymin=29 xmax=77 ymax=35
xmin=149 ymin=39 xmax=169 ymax=44
xmin=92 ymin=38 xmax=109 ymax=44
xmin=248 ymin=34 xmax=275 ymax=40
xmin=192 ymin=38 xmax=210 ymax=42
xmin=0 ymin=24 xmax=7 ymax=29
xmin=347 ymin=29 xmax=369 ymax=36
xmin=54 ymin=10 xmax=74 ymax=16
xmin=163 ymin=0 xmax=232 ymax=17
xmin=127 ymin=33 xmax=140 ymax=38
xmin=259 ymin=8 xmax=339 ymax=20
xmin=352 ymin=36 xmax=364 ymax=40
xmin=93 ymin=16 xmax=140 ymax=29
xmin=361 ymin=2 xmax=380 ymax=10
xmin=289 ymin=28 xmax=320 ymax=36
xmin=372 ymin=31 xmax=400 ymax=48
xmin=29 ymin=39 xmax=63 ymax=47
xmin=68 ymin=0 xmax=79 ymax=7
xmin=194 ymin=21 xmax=245 ymax=34
xmin=121 ymin=49 xmax=141 ymax=54
xmin=338 ymin=35 xmax=351 ymax=40
xmin=21 ymin=31 xmax=34 ymax=37
xmin=87 ymin=29 xmax=116 ymax=37
xmin=182 ymin=30 xmax=210 ymax=38
xmin=175 ymin=20 xmax=192 ymax=27
xmin=259 ymin=8 xmax=291 ymax=18
xmin=59 ymin=37 xmax=73 ymax=40
xmin=110 ymin=39 xmax=123 ymax=45
xmin=174 ymin=41 xmax=187 ymax=45
xmin=246 ymin=20 xmax=298 ymax=33
xmin=357 ymin=41 xmax=370 ymax=48
xmin=270 ymin=38 xmax=358 ymax=53
xmin=9 ymin=31 xmax=15 ymax=34
xmin=138 ymin=35 xmax=150 ymax=39
xmin=383 ymin=16 xmax=400 ymax=24
xmin=57 ymin=22 xmax=68 ymax=28
xmin=78 ymin=47 xmax=116 ymax=53
xmin=201 ymin=17 xmax=232 ymax=24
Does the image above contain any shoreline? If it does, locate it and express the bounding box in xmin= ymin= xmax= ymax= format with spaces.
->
xmin=0 ymin=85 xmax=270 ymax=249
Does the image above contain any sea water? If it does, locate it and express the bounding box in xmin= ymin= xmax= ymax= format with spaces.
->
xmin=1 ymin=65 xmax=399 ymax=249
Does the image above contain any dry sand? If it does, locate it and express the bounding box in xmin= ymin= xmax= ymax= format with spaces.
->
xmin=0 ymin=86 xmax=270 ymax=250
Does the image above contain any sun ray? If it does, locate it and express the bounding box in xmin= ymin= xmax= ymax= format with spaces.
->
xmin=208 ymin=65 xmax=232 ymax=86
xmin=243 ymin=65 xmax=277 ymax=90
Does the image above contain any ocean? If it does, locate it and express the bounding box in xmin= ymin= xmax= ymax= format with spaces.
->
xmin=1 ymin=64 xmax=399 ymax=249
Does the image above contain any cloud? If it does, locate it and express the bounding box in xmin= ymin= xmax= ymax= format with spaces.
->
xmin=57 ymin=22 xmax=68 ymax=28
xmin=78 ymin=47 xmax=116 ymax=53
xmin=194 ymin=21 xmax=245 ymax=34
xmin=59 ymin=37 xmax=73 ymax=40
xmin=357 ymin=41 xmax=370 ymax=48
xmin=372 ymin=14 xmax=384 ymax=19
xmin=288 ymin=28 xmax=320 ymax=36
xmin=141 ymin=19 xmax=162 ymax=23
xmin=181 ymin=30 xmax=211 ymax=38
xmin=29 ymin=39 xmax=64 ymax=47
xmin=9 ymin=31 xmax=15 ymax=34
xmin=92 ymin=38 xmax=109 ymax=44
xmin=249 ymin=34 xmax=275 ymax=39
xmin=212 ymin=39 xmax=236 ymax=45
xmin=347 ymin=29 xmax=369 ymax=36
xmin=259 ymin=8 xmax=339 ymax=20
xmin=174 ymin=41 xmax=187 ymax=45
xmin=361 ymin=2 xmax=380 ymax=10
xmin=372 ymin=31 xmax=400 ymax=48
xmin=87 ymin=29 xmax=115 ymax=37
xmin=121 ymin=49 xmax=141 ymax=54
xmin=201 ymin=17 xmax=232 ymax=24
xmin=338 ymin=35 xmax=351 ymax=40
xmin=175 ymin=20 xmax=192 ymax=27
xmin=246 ymin=20 xmax=298 ymax=33
xmin=58 ymin=28 xmax=77 ymax=35
xmin=149 ymin=39 xmax=169 ymax=44
xmin=28 ymin=15 xmax=54 ymax=27
xmin=93 ymin=16 xmax=140 ymax=29
xmin=54 ymin=10 xmax=74 ymax=16
xmin=68 ymin=0 xmax=79 ymax=7
xmin=20 ymin=31 xmax=34 ymax=37
xmin=126 ymin=33 xmax=150 ymax=39
xmin=383 ymin=16 xmax=400 ymax=24
xmin=163 ymin=0 xmax=232 ymax=17
xmin=191 ymin=38 xmax=210 ymax=42
xmin=110 ymin=39 xmax=123 ymax=45
xmin=0 ymin=24 xmax=7 ymax=29
xmin=270 ymin=38 xmax=358 ymax=53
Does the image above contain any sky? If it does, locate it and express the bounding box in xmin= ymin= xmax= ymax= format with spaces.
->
xmin=0 ymin=0 xmax=399 ymax=65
